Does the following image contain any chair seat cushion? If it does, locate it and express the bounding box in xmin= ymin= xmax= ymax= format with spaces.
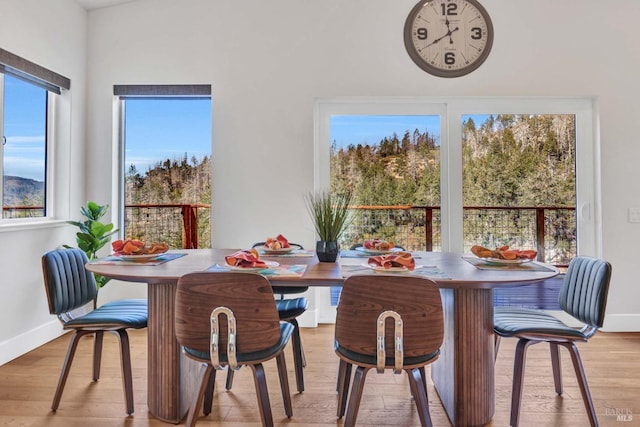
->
xmin=184 ymin=322 xmax=294 ymax=364
xmin=64 ymin=299 xmax=148 ymax=329
xmin=272 ymin=285 xmax=309 ymax=295
xmin=335 ymin=341 xmax=440 ymax=368
xmin=275 ymin=297 xmax=308 ymax=320
xmin=494 ymin=307 xmax=589 ymax=340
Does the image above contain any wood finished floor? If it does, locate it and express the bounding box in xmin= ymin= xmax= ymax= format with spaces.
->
xmin=1 ymin=325 xmax=639 ymax=426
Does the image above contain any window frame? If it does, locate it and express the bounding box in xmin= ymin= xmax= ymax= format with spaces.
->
xmin=314 ymin=96 xmax=600 ymax=258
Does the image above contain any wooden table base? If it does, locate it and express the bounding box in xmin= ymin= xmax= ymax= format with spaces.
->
xmin=432 ymin=288 xmax=495 ymax=426
xmin=147 ymin=282 xmax=200 ymax=423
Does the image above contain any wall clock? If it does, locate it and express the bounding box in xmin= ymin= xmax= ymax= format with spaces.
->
xmin=404 ymin=0 xmax=494 ymax=78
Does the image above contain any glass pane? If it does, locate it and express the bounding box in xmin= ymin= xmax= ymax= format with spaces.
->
xmin=2 ymin=75 xmax=47 ymax=218
xmin=123 ymin=98 xmax=212 ymax=248
xmin=330 ymin=114 xmax=441 ymax=251
xmin=462 ymin=114 xmax=576 ymax=265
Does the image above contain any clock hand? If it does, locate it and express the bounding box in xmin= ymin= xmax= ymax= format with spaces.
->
xmin=425 ymin=25 xmax=460 ymax=48
xmin=447 ymin=26 xmax=460 ymax=44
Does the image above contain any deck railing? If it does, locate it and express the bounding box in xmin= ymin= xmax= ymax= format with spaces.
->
xmin=4 ymin=203 xmax=575 ymax=266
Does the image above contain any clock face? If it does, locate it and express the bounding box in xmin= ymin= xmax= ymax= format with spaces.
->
xmin=404 ymin=0 xmax=494 ymax=77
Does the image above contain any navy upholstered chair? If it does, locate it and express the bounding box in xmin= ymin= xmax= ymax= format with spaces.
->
xmin=225 ymin=242 xmax=308 ymax=393
xmin=175 ymin=272 xmax=294 ymax=427
xmin=494 ymin=256 xmax=612 ymax=427
xmin=335 ymin=274 xmax=444 ymax=427
xmin=41 ymin=248 xmax=148 ymax=415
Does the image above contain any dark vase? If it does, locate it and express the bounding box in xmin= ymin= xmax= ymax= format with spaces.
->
xmin=316 ymin=240 xmax=339 ymax=262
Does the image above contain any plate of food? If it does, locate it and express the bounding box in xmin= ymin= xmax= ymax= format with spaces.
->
xmin=357 ymin=238 xmax=399 ymax=254
xmin=356 ymin=246 xmax=403 ymax=255
xmin=470 ymin=245 xmax=537 ymax=265
xmin=116 ymin=253 xmax=164 ymax=261
xmin=361 ymin=263 xmax=423 ymax=273
xmin=225 ymin=260 xmax=280 ymax=271
xmin=480 ymin=258 xmax=532 ymax=265
xmin=260 ymin=245 xmax=296 ymax=254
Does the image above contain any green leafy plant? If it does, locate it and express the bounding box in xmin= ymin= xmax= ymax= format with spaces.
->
xmin=305 ymin=190 xmax=354 ymax=242
xmin=65 ymin=201 xmax=118 ymax=288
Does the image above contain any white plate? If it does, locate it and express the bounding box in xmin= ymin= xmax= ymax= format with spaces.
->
xmin=224 ymin=260 xmax=280 ymax=271
xmin=115 ymin=253 xmax=164 ymax=260
xmin=355 ymin=246 xmax=404 ymax=255
xmin=478 ymin=257 xmax=532 ymax=265
xmin=360 ymin=263 xmax=423 ymax=273
xmin=259 ymin=246 xmax=295 ymax=254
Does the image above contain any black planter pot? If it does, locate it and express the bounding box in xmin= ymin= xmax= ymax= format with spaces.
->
xmin=316 ymin=241 xmax=339 ymax=262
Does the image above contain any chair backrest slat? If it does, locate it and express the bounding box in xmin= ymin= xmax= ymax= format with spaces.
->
xmin=175 ymin=272 xmax=281 ymax=354
xmin=558 ymin=256 xmax=612 ymax=328
xmin=335 ymin=275 xmax=443 ymax=358
xmin=42 ymin=248 xmax=97 ymax=315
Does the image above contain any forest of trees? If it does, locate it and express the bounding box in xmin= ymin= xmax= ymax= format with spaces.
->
xmin=331 ymin=114 xmax=576 ymax=208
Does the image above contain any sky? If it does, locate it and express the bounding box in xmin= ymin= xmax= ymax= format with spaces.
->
xmin=330 ymin=115 xmax=441 ymax=149
xmin=2 ymin=75 xmax=47 ymax=181
xmin=124 ymin=98 xmax=212 ymax=174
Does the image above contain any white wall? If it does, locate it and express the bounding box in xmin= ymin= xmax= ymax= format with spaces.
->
xmin=0 ymin=0 xmax=90 ymax=364
xmin=2 ymin=0 xmax=639 ymax=364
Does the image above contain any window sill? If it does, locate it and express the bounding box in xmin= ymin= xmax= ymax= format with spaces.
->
xmin=0 ymin=218 xmax=69 ymax=233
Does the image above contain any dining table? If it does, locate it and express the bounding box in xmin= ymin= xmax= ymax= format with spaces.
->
xmin=86 ymin=248 xmax=558 ymax=426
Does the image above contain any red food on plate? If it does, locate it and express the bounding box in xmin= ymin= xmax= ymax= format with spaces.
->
xmin=367 ymin=252 xmax=415 ymax=270
xmin=225 ymin=249 xmax=269 ymax=268
xmin=265 ymin=234 xmax=290 ymax=250
xmin=363 ymin=239 xmax=395 ymax=251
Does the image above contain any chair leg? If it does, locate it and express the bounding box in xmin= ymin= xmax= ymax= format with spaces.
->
xmin=275 ymin=352 xmax=293 ymax=418
xmin=407 ymin=368 xmax=433 ymax=427
xmin=92 ymin=331 xmax=104 ymax=381
xmin=510 ymin=338 xmax=535 ymax=427
xmin=225 ymin=369 xmax=234 ymax=390
xmin=203 ymin=366 xmax=217 ymax=416
xmin=52 ymin=330 xmax=86 ymax=411
xmin=290 ymin=318 xmax=305 ymax=392
xmin=251 ymin=363 xmax=274 ymax=427
xmin=550 ymin=342 xmax=563 ymax=394
xmin=186 ymin=364 xmax=215 ymax=427
xmin=114 ymin=330 xmax=134 ymax=415
xmin=494 ymin=334 xmax=502 ymax=363
xmin=344 ymin=366 xmax=370 ymax=427
xmin=336 ymin=359 xmax=352 ymax=419
xmin=560 ymin=342 xmax=599 ymax=427
xmin=418 ymin=366 xmax=428 ymax=397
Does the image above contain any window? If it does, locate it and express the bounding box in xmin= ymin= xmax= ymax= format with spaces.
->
xmin=316 ymin=98 xmax=598 ymax=258
xmin=115 ymin=85 xmax=212 ymax=248
xmin=0 ymin=48 xmax=69 ymax=221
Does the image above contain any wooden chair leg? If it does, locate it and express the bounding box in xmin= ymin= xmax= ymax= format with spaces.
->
xmin=407 ymin=368 xmax=433 ymax=427
xmin=510 ymin=339 xmax=535 ymax=427
xmin=203 ymin=366 xmax=217 ymax=416
xmin=115 ymin=330 xmax=134 ymax=415
xmin=336 ymin=359 xmax=352 ymax=419
xmin=275 ymin=352 xmax=293 ymax=418
xmin=251 ymin=363 xmax=274 ymax=427
xmin=52 ymin=331 xmax=85 ymax=411
xmin=418 ymin=366 xmax=428 ymax=397
xmin=344 ymin=366 xmax=370 ymax=427
xmin=560 ymin=342 xmax=599 ymax=427
xmin=290 ymin=318 xmax=305 ymax=392
xmin=92 ymin=331 xmax=104 ymax=381
xmin=550 ymin=342 xmax=563 ymax=394
xmin=186 ymin=364 xmax=215 ymax=427
xmin=494 ymin=334 xmax=502 ymax=363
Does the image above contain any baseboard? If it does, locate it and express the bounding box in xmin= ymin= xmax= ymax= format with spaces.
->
xmin=601 ymin=314 xmax=640 ymax=332
xmin=0 ymin=320 xmax=64 ymax=366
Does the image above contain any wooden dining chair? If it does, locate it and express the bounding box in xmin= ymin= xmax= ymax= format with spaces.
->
xmin=334 ymin=274 xmax=444 ymax=427
xmin=175 ymin=271 xmax=294 ymax=427
xmin=225 ymin=242 xmax=308 ymax=393
xmin=494 ymin=256 xmax=612 ymax=427
xmin=41 ymin=248 xmax=148 ymax=415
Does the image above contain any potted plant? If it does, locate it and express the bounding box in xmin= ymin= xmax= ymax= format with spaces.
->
xmin=65 ymin=201 xmax=118 ymax=288
xmin=305 ymin=190 xmax=354 ymax=262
